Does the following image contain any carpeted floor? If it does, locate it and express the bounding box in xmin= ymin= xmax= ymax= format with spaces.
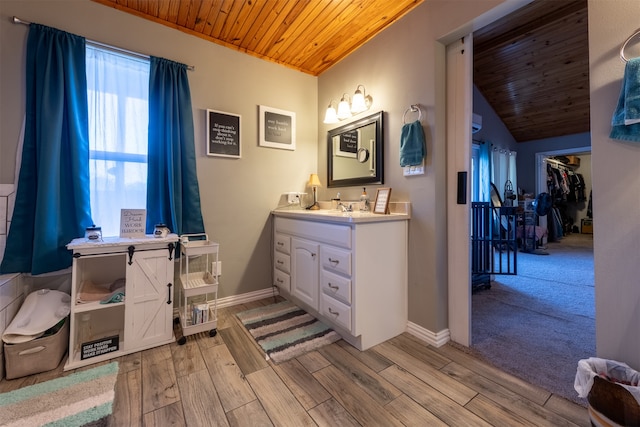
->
xmin=471 ymin=233 xmax=594 ymax=405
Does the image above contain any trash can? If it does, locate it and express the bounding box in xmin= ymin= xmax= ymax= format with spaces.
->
xmin=575 ymin=357 xmax=640 ymax=426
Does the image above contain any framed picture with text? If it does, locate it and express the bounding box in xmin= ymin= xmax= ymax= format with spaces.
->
xmin=207 ymin=109 xmax=241 ymax=158
xmin=373 ymin=188 xmax=392 ymax=214
xmin=258 ymin=105 xmax=296 ymax=151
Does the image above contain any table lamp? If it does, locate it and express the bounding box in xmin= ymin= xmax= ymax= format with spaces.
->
xmin=307 ymin=173 xmax=321 ymax=210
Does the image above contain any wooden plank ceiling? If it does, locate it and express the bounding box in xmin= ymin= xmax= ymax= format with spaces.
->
xmin=92 ymin=0 xmax=422 ymax=76
xmin=473 ymin=0 xmax=590 ymax=142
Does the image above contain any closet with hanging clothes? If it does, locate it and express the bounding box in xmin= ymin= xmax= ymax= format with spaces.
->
xmin=544 ymin=156 xmax=590 ymax=241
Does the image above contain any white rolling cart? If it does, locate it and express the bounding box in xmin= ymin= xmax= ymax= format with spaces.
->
xmin=175 ymin=233 xmax=219 ymax=345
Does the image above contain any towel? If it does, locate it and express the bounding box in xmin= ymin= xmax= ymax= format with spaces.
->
xmin=100 ymin=286 xmax=125 ymax=304
xmin=76 ymin=278 xmax=126 ymax=304
xmin=400 ymin=120 xmax=426 ymax=166
xmin=610 ymin=57 xmax=640 ymax=142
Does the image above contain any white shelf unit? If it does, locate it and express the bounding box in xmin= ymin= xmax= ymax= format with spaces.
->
xmin=176 ymin=234 xmax=219 ymax=344
xmin=65 ymin=235 xmax=178 ymax=370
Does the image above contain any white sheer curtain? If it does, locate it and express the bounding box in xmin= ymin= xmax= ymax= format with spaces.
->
xmin=86 ymin=46 xmax=150 ymax=237
xmin=491 ymin=147 xmax=517 ymax=204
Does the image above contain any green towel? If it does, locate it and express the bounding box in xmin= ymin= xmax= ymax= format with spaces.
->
xmin=100 ymin=287 xmax=125 ymax=304
xmin=400 ymin=120 xmax=426 ymax=166
xmin=610 ymin=57 xmax=640 ymax=142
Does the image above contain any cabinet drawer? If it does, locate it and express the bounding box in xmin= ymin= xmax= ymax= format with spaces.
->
xmin=275 ymin=217 xmax=351 ymax=249
xmin=321 ymin=246 xmax=352 ymax=276
xmin=321 ymin=293 xmax=352 ymax=332
xmin=273 ymin=268 xmax=290 ymax=292
xmin=321 ymin=270 xmax=351 ymax=304
xmin=274 ymin=233 xmax=290 ymax=255
xmin=274 ymin=251 xmax=290 ymax=274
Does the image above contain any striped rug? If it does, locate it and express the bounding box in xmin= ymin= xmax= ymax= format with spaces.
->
xmin=0 ymin=361 xmax=118 ymax=427
xmin=236 ymin=300 xmax=341 ymax=363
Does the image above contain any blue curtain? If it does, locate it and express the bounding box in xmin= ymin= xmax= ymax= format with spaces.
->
xmin=0 ymin=25 xmax=92 ymax=275
xmin=478 ymin=141 xmax=491 ymax=202
xmin=146 ymin=57 xmax=204 ymax=237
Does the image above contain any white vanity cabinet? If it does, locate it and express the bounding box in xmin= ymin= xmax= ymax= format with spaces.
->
xmin=272 ymin=211 xmax=408 ymax=350
xmin=65 ymin=235 xmax=178 ymax=370
xmin=291 ymin=238 xmax=320 ymax=309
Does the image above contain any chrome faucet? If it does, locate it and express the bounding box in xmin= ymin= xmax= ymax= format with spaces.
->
xmin=338 ymin=202 xmax=353 ymax=212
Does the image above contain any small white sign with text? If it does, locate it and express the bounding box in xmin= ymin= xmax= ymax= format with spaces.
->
xmin=120 ymin=209 xmax=146 ymax=238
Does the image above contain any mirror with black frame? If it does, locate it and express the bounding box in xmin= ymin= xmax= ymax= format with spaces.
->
xmin=327 ymin=111 xmax=383 ymax=187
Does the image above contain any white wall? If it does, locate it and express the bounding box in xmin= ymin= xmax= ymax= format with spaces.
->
xmin=0 ymin=0 xmax=318 ymax=299
xmin=589 ymin=0 xmax=640 ymax=366
xmin=473 ymin=85 xmax=517 ymax=151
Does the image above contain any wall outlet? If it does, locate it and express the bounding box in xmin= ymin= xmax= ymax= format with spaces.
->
xmin=286 ymin=192 xmax=300 ymax=204
xmin=212 ymin=261 xmax=221 ymax=276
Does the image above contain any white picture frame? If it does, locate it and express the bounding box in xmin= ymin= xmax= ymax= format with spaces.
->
xmin=120 ymin=209 xmax=146 ymax=237
xmin=258 ymin=105 xmax=296 ymax=150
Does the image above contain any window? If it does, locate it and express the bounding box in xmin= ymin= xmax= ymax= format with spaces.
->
xmin=86 ymin=45 xmax=150 ymax=237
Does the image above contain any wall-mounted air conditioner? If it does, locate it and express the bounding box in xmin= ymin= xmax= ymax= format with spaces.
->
xmin=472 ymin=113 xmax=482 ymax=133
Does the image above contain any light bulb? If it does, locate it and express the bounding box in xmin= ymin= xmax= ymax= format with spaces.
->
xmin=351 ymin=88 xmax=366 ymax=113
xmin=337 ymin=95 xmax=351 ymax=120
xmin=323 ymin=105 xmax=338 ymax=124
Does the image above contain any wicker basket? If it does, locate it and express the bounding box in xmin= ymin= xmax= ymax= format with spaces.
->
xmin=588 ymin=375 xmax=640 ymax=426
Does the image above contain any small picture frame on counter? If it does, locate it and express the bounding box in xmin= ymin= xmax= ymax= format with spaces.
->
xmin=373 ymin=187 xmax=391 ymax=214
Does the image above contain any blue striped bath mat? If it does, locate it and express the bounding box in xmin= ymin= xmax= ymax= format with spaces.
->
xmin=0 ymin=361 xmax=118 ymax=426
xmin=236 ymin=301 xmax=340 ymax=363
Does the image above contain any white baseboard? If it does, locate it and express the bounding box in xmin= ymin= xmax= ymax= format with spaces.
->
xmin=176 ymin=287 xmax=451 ymax=350
xmin=216 ymin=287 xmax=280 ymax=309
xmin=406 ymin=321 xmax=450 ymax=348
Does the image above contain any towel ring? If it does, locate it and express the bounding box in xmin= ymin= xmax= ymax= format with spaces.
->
xmin=403 ymin=105 xmax=422 ymax=124
xmin=620 ymin=28 xmax=640 ymax=62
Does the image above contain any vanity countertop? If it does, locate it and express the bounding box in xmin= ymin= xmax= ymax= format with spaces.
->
xmin=272 ymin=203 xmax=410 ymax=224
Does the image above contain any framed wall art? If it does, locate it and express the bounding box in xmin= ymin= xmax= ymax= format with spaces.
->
xmin=258 ymin=105 xmax=296 ymax=151
xmin=207 ymin=109 xmax=241 ymax=158
xmin=373 ymin=187 xmax=392 ymax=214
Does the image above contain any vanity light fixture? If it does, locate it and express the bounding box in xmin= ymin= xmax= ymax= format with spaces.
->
xmin=351 ymin=85 xmax=373 ymax=114
xmin=307 ymin=173 xmax=322 ymax=210
xmin=337 ymin=93 xmax=352 ymax=120
xmin=323 ymin=100 xmax=339 ymax=124
xmin=324 ymin=86 xmax=374 ymax=124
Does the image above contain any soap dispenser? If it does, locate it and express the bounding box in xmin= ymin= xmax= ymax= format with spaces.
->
xmin=359 ymin=187 xmax=370 ymax=211
xmin=332 ymin=192 xmax=341 ymax=210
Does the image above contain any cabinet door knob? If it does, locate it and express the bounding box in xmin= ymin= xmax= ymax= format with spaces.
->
xmin=167 ymin=283 xmax=172 ymax=304
xmin=328 ymin=283 xmax=339 ymax=290
xmin=328 ymin=258 xmax=339 ymax=266
xmin=328 ymin=308 xmax=339 ymax=317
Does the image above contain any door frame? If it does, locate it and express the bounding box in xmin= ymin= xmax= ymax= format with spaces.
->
xmin=444 ymin=0 xmax=537 ymax=346
xmin=446 ymin=35 xmax=473 ymax=346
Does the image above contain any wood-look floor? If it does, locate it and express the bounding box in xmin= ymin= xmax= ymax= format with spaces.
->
xmin=0 ymin=296 xmax=590 ymax=426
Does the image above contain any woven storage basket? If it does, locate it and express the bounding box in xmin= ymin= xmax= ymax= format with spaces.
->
xmin=588 ymin=375 xmax=640 ymax=426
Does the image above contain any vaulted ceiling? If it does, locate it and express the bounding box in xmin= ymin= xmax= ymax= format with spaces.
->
xmin=93 ymin=0 xmax=590 ymax=143
xmin=91 ymin=0 xmax=422 ymax=76
xmin=473 ymin=0 xmax=590 ymax=142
